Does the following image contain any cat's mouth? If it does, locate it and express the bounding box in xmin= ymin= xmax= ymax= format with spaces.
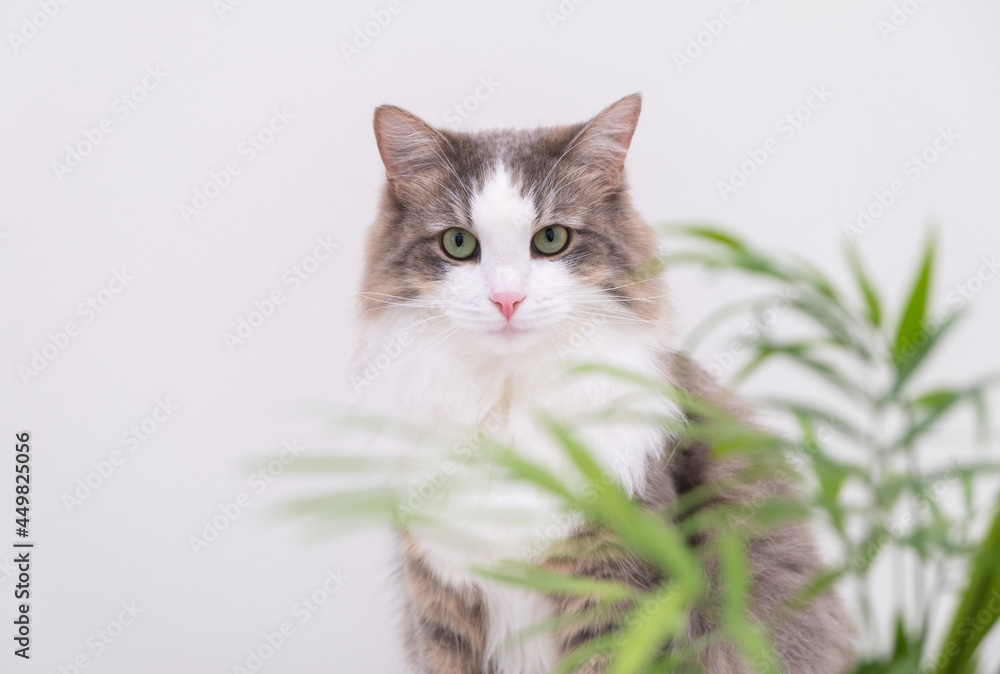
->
xmin=492 ymin=323 xmax=528 ymax=338
xmin=477 ymin=321 xmax=545 ymax=352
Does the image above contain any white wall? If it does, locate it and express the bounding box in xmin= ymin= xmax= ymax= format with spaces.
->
xmin=1 ymin=0 xmax=997 ymax=671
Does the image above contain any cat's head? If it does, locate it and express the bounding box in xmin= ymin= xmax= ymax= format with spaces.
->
xmin=359 ymin=94 xmax=667 ymax=355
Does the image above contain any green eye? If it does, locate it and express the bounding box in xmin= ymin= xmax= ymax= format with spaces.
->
xmin=442 ymin=228 xmax=478 ymax=260
xmin=532 ymin=225 xmax=569 ymax=255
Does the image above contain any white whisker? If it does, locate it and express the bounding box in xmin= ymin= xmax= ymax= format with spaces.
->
xmin=328 ymin=314 xmax=449 ymax=372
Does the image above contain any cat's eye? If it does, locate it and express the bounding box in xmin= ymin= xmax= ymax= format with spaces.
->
xmin=441 ymin=228 xmax=479 ymax=260
xmin=532 ymin=225 xmax=570 ymax=256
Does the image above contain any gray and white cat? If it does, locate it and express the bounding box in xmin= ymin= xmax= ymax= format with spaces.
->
xmin=351 ymin=94 xmax=852 ymax=673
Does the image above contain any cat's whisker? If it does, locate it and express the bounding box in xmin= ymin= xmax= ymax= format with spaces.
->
xmin=542 ymin=163 xmax=589 ymax=198
xmin=560 ymin=321 xmax=665 ymax=354
xmin=329 ymin=314 xmax=450 ymax=372
xmin=413 ymin=132 xmax=465 ymax=187
xmin=384 ymin=112 xmax=466 ymax=187
xmin=563 ymin=310 xmax=667 ymax=338
xmin=289 ymin=290 xmax=372 ymax=333
xmin=425 ymin=325 xmax=468 ymax=358
xmin=568 ymin=294 xmax=667 ymax=306
xmin=389 ymin=325 xmax=464 ymax=370
xmin=572 ymin=292 xmax=674 ymax=305
xmin=568 ymin=298 xmax=661 ymax=313
xmin=389 ymin=173 xmax=466 ymax=208
xmin=356 ymin=291 xmax=424 ymax=302
xmin=357 ymin=297 xmax=425 ymax=309
xmin=563 ymin=314 xmax=660 ymax=337
xmin=538 ymin=121 xmax=596 ymax=195
xmin=541 ymin=164 xmax=595 ymax=205
xmin=356 ymin=292 xmax=449 ymax=310
xmin=564 ymin=315 xmax=653 ymax=330
xmin=661 ymin=273 xmax=709 ymax=288
xmin=564 ymin=305 xmax=650 ymax=321
xmin=564 ymin=277 xmax=664 ymax=295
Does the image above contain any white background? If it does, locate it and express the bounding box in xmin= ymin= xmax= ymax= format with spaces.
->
xmin=1 ymin=0 xmax=998 ymax=672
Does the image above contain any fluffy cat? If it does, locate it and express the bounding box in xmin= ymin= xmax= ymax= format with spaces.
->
xmin=350 ymin=94 xmax=852 ymax=673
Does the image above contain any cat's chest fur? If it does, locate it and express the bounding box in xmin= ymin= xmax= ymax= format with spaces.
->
xmin=354 ymin=313 xmax=677 ymax=673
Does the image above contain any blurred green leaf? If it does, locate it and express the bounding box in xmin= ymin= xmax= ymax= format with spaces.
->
xmin=545 ymin=420 xmax=703 ymax=589
xmin=717 ymin=533 xmax=781 ymax=674
xmin=675 ymin=225 xmax=749 ymax=251
xmin=890 ymin=311 xmax=963 ymax=398
xmin=607 ymin=584 xmax=688 ymax=674
xmin=935 ymin=496 xmax=1000 ymax=674
xmin=892 ymin=237 xmax=935 ymax=371
xmin=896 ymin=379 xmax=998 ymax=450
xmin=845 ymin=244 xmax=883 ymax=328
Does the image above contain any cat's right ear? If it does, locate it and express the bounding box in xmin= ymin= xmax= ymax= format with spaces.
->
xmin=563 ymin=94 xmax=642 ymax=192
xmin=373 ymin=105 xmax=453 ymax=206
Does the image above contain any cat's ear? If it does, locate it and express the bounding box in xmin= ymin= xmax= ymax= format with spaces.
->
xmin=373 ymin=105 xmax=453 ymax=206
xmin=564 ymin=93 xmax=642 ymax=190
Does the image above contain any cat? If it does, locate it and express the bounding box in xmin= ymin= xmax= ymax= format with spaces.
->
xmin=350 ymin=93 xmax=853 ymax=673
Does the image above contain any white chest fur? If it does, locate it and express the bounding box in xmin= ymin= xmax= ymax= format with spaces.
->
xmin=351 ymin=311 xmax=677 ymax=673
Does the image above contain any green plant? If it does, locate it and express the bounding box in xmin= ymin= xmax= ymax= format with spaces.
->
xmin=665 ymin=226 xmax=999 ymax=672
xmin=281 ymin=225 xmax=999 ymax=673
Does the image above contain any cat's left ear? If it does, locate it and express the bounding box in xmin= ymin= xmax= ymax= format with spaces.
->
xmin=565 ymin=93 xmax=642 ymax=190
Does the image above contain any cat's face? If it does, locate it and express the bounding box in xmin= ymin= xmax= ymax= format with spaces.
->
xmin=359 ymin=94 xmax=665 ymax=354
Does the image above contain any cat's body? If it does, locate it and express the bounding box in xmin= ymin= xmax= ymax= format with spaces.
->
xmin=352 ymin=95 xmax=852 ymax=673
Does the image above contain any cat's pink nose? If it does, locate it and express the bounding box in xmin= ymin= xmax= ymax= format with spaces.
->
xmin=490 ymin=292 xmax=524 ymax=322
